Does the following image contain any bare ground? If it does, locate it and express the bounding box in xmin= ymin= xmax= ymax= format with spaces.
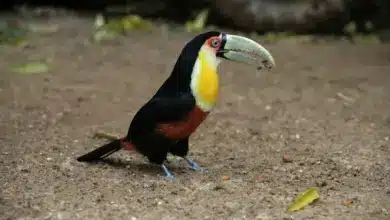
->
xmin=1 ymin=15 xmax=390 ymax=220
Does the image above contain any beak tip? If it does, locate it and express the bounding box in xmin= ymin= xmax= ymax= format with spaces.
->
xmin=261 ymin=57 xmax=275 ymax=71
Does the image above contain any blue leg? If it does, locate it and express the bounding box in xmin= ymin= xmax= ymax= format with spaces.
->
xmin=185 ymin=157 xmax=207 ymax=172
xmin=161 ymin=164 xmax=175 ymax=179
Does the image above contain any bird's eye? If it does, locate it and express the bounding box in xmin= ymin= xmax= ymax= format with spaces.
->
xmin=210 ymin=39 xmax=220 ymax=48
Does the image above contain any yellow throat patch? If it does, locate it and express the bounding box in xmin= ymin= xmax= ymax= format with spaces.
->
xmin=190 ymin=45 xmax=220 ymax=112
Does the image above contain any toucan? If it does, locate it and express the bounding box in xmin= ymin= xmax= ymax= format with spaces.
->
xmin=76 ymin=31 xmax=275 ymax=179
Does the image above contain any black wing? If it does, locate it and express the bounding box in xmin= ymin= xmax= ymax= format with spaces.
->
xmin=128 ymin=93 xmax=196 ymax=135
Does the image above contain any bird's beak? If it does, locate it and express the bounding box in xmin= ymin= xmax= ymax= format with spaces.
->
xmin=217 ymin=34 xmax=275 ymax=71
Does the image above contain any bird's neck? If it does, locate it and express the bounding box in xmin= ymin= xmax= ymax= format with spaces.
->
xmin=190 ymin=45 xmax=220 ymax=112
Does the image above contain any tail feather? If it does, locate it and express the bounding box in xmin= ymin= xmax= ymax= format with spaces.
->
xmin=77 ymin=139 xmax=122 ymax=162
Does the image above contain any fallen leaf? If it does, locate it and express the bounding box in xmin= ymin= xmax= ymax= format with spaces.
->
xmin=287 ymin=187 xmax=319 ymax=212
xmin=0 ymin=20 xmax=28 ymax=46
xmin=8 ymin=38 xmax=28 ymax=47
xmin=344 ymin=22 xmax=356 ymax=35
xmin=28 ymin=24 xmax=59 ymax=33
xmin=12 ymin=62 xmax=49 ymax=74
xmin=91 ymin=14 xmax=119 ymax=42
xmin=343 ymin=200 xmax=352 ymax=208
xmin=93 ymin=131 xmax=119 ymax=140
xmin=91 ymin=14 xmax=152 ymax=42
xmin=94 ymin=14 xmax=105 ymax=29
xmin=121 ymin=15 xmax=152 ymax=31
xmin=185 ymin=9 xmax=209 ymax=33
xmin=92 ymin=29 xmax=118 ymax=42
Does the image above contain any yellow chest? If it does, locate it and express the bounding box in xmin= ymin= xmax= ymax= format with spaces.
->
xmin=190 ymin=47 xmax=220 ymax=112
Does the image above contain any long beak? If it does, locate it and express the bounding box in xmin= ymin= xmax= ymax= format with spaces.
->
xmin=217 ymin=34 xmax=275 ymax=71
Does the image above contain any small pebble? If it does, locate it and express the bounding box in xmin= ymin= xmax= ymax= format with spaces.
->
xmin=222 ymin=175 xmax=230 ymax=181
xmin=316 ymin=180 xmax=328 ymax=187
xmin=282 ymin=154 xmax=293 ymax=163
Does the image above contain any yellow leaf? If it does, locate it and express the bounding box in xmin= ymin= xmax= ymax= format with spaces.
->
xmin=287 ymin=187 xmax=319 ymax=212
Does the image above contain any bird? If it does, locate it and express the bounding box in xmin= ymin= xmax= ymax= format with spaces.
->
xmin=76 ymin=31 xmax=275 ymax=179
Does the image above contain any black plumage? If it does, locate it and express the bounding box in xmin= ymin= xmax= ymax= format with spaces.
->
xmin=77 ymin=31 xmax=222 ymax=176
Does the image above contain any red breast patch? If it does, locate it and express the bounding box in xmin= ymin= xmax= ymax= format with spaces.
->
xmin=157 ymin=106 xmax=209 ymax=139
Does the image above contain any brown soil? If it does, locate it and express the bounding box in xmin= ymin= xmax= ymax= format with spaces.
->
xmin=1 ymin=15 xmax=390 ymax=220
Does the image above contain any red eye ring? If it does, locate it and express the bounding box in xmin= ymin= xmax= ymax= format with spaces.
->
xmin=209 ymin=37 xmax=220 ymax=48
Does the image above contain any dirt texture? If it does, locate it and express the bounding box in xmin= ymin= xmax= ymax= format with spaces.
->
xmin=1 ymin=15 xmax=390 ymax=220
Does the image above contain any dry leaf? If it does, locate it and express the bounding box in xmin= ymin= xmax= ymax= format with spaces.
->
xmin=93 ymin=131 xmax=119 ymax=140
xmin=287 ymin=187 xmax=319 ymax=212
xmin=343 ymin=200 xmax=352 ymax=208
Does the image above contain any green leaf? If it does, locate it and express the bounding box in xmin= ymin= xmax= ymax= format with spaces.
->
xmin=12 ymin=62 xmax=49 ymax=74
xmin=287 ymin=187 xmax=320 ymax=212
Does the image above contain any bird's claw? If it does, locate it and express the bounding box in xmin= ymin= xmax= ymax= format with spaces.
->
xmin=161 ymin=164 xmax=175 ymax=180
xmin=186 ymin=157 xmax=207 ymax=172
xmin=165 ymin=173 xmax=175 ymax=180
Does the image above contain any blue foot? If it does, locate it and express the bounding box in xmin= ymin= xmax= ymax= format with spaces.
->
xmin=185 ymin=157 xmax=207 ymax=172
xmin=161 ymin=164 xmax=175 ymax=179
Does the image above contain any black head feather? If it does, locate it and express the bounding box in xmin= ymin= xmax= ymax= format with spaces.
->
xmin=154 ymin=31 xmax=222 ymax=97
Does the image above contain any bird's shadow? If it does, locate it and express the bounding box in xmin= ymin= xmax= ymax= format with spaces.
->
xmin=79 ymin=157 xmax=188 ymax=176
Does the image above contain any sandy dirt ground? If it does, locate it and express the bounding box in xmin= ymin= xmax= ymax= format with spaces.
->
xmin=1 ymin=14 xmax=390 ymax=220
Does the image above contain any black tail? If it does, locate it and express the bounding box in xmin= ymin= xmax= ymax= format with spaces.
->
xmin=77 ymin=139 xmax=122 ymax=162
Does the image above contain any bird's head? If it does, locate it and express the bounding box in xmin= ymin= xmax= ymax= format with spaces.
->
xmin=160 ymin=31 xmax=276 ymax=104
xmin=180 ymin=31 xmax=275 ymax=71
xmin=161 ymin=31 xmax=276 ymax=111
